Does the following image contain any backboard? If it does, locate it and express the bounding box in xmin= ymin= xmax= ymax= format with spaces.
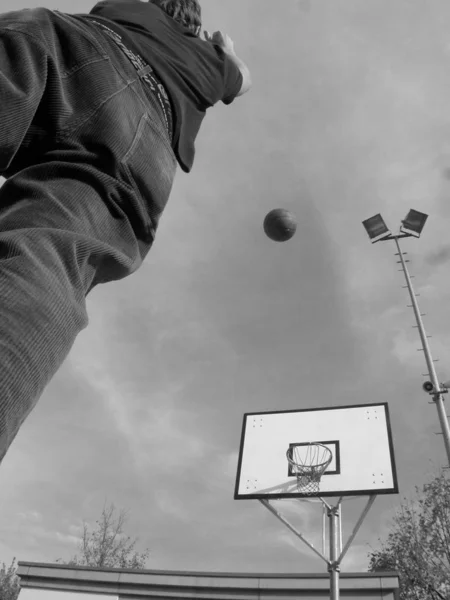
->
xmin=234 ymin=403 xmax=398 ymax=499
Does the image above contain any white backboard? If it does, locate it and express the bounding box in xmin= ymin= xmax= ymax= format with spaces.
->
xmin=234 ymin=403 xmax=398 ymax=499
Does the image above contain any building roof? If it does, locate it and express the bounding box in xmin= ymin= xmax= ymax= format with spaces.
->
xmin=17 ymin=562 xmax=400 ymax=599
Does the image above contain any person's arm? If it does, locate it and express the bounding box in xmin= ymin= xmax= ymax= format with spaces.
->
xmin=223 ymin=49 xmax=252 ymax=97
xmin=204 ymin=30 xmax=252 ymax=97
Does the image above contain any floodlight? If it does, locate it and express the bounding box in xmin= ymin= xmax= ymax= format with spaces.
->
xmin=363 ymin=208 xmax=450 ymax=467
xmin=400 ymin=209 xmax=428 ymax=238
xmin=362 ymin=214 xmax=392 ymax=243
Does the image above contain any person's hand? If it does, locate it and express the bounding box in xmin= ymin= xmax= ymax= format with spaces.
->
xmin=203 ymin=30 xmax=235 ymax=54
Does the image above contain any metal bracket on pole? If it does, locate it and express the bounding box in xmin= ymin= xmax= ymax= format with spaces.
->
xmin=259 ymin=499 xmax=329 ymax=565
xmin=337 ymin=495 xmax=376 ymax=565
xmin=307 ymin=496 xmax=332 ymax=511
xmin=260 ymin=494 xmax=378 ymax=600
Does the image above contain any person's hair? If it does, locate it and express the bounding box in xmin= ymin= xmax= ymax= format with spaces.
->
xmin=149 ymin=0 xmax=202 ymax=37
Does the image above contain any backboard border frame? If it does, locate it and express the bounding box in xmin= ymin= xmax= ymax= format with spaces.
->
xmin=234 ymin=402 xmax=399 ymax=500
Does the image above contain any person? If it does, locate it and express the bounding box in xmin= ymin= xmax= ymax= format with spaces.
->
xmin=0 ymin=0 xmax=251 ymax=464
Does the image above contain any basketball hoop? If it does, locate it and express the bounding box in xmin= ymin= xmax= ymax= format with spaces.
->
xmin=286 ymin=443 xmax=333 ymax=496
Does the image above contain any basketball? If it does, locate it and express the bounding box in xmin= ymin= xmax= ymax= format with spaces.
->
xmin=263 ymin=209 xmax=297 ymax=242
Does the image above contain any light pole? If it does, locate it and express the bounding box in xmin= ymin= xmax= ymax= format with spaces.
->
xmin=362 ymin=209 xmax=450 ymax=469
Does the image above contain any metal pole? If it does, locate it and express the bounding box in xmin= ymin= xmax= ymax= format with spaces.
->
xmin=338 ymin=495 xmax=376 ymax=564
xmin=261 ymin=495 xmax=376 ymax=600
xmin=338 ymin=504 xmax=342 ymax=555
xmin=323 ymin=503 xmax=326 ymax=557
xmin=259 ymin=500 xmax=328 ymax=564
xmin=393 ymin=236 xmax=450 ymax=467
xmin=328 ymin=506 xmax=340 ymax=600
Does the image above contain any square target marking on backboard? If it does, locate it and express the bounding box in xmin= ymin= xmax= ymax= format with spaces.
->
xmin=286 ymin=440 xmax=340 ymax=477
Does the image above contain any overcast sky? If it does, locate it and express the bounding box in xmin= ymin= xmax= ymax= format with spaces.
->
xmin=1 ymin=0 xmax=450 ymax=575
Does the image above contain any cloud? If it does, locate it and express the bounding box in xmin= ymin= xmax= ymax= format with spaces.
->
xmin=153 ymin=489 xmax=190 ymax=521
xmin=341 ymin=544 xmax=371 ymax=571
xmin=70 ymin=349 xmax=210 ymax=472
xmin=17 ymin=511 xmax=42 ymax=523
xmin=390 ymin=326 xmax=450 ymax=375
xmin=391 ymin=330 xmax=423 ymax=368
xmin=425 ymin=245 xmax=450 ymax=266
xmin=53 ymin=532 xmax=80 ymax=546
xmin=67 ymin=295 xmax=213 ymax=473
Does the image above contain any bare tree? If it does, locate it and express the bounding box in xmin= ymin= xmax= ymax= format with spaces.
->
xmin=0 ymin=558 xmax=20 ymax=600
xmin=55 ymin=500 xmax=150 ymax=569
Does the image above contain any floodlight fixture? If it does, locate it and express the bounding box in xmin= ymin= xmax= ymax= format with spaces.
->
xmin=361 ymin=214 xmax=392 ymax=243
xmin=400 ymin=209 xmax=428 ymax=238
xmin=362 ymin=207 xmax=450 ymax=468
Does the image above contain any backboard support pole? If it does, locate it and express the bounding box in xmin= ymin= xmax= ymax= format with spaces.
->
xmin=338 ymin=495 xmax=376 ymax=564
xmin=322 ymin=503 xmax=326 ymax=557
xmin=328 ymin=504 xmax=340 ymax=600
xmin=259 ymin=494 xmax=377 ymax=600
xmin=259 ymin=499 xmax=328 ymax=565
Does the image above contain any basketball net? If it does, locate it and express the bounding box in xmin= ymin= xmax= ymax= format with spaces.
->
xmin=286 ymin=443 xmax=333 ymax=496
